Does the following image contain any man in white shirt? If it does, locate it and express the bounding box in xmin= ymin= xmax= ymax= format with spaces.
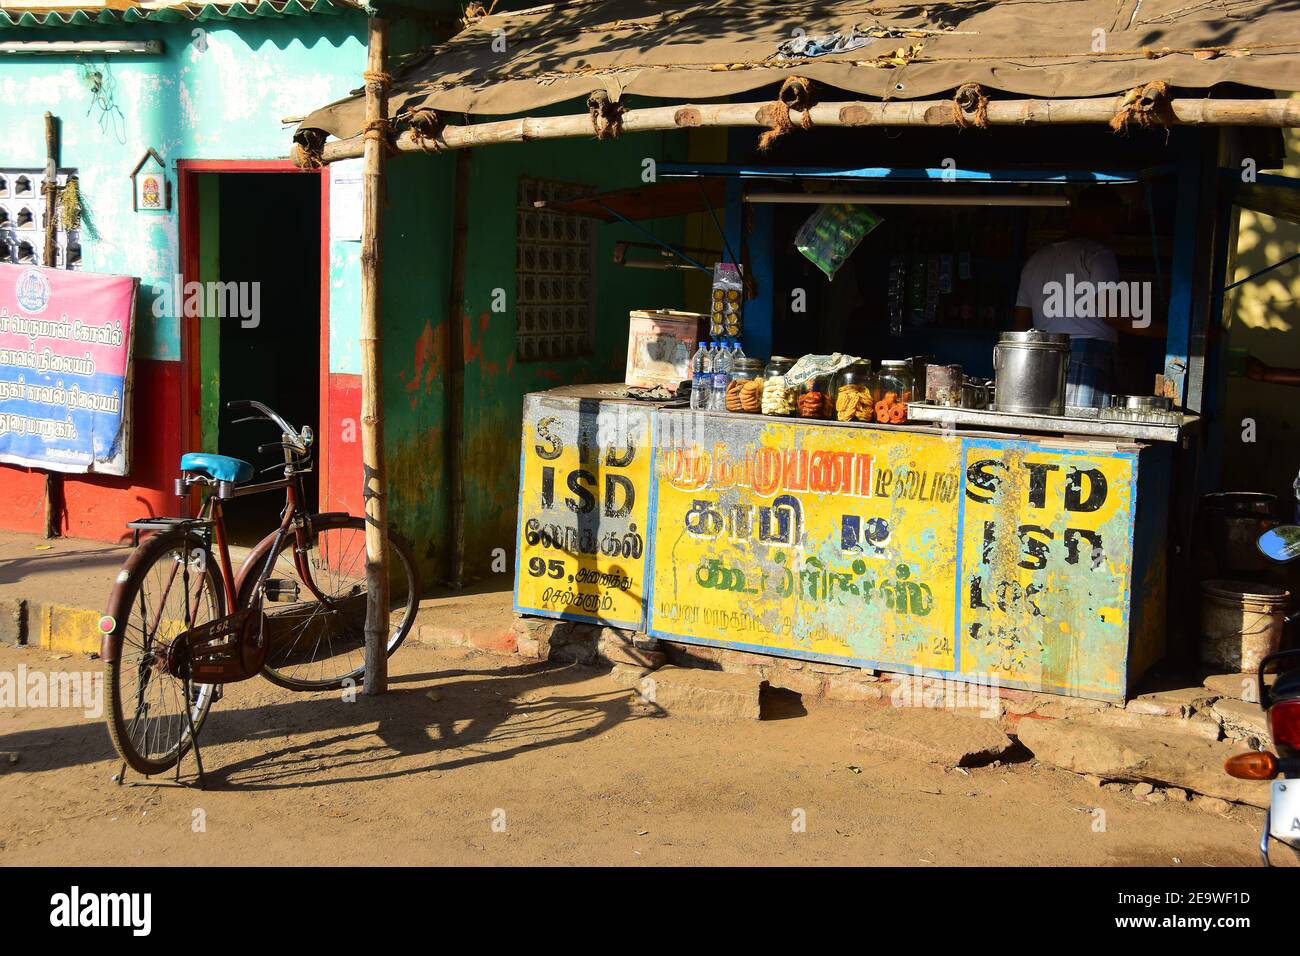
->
xmin=1013 ymin=187 xmax=1151 ymax=407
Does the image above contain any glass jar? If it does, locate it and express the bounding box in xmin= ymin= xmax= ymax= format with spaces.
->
xmin=798 ymin=374 xmax=833 ymax=420
xmin=727 ymin=357 xmax=765 ymax=414
xmin=832 ymin=361 xmax=875 ymax=423
xmin=876 ymin=360 xmax=914 ymax=425
xmin=761 ymin=356 xmax=797 ymax=416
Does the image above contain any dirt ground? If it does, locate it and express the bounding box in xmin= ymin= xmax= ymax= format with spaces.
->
xmin=0 ymin=640 xmax=1269 ymax=867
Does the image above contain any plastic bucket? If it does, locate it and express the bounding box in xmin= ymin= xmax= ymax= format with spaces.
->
xmin=1199 ymin=580 xmax=1290 ymax=672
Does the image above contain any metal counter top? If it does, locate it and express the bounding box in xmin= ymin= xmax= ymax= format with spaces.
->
xmin=905 ymin=402 xmax=1196 ymax=443
xmin=530 ymin=385 xmax=1196 ymax=444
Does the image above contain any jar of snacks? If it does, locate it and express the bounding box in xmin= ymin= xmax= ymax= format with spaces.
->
xmin=832 ymin=361 xmax=875 ymax=423
xmin=761 ymin=356 xmax=797 ymax=416
xmin=726 ymin=358 xmax=765 ymax=414
xmin=797 ymin=374 xmax=832 ymax=419
xmin=876 ymin=360 xmax=913 ymax=424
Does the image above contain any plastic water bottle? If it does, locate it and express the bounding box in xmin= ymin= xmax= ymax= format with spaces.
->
xmin=731 ymin=339 xmax=746 ymax=366
xmin=711 ymin=338 xmax=732 ymax=410
xmin=689 ymin=340 xmax=711 ymax=410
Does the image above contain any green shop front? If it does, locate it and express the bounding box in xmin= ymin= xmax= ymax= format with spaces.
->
xmin=288 ymin=0 xmax=1300 ymax=701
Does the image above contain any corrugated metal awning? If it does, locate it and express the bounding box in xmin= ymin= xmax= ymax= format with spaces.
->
xmin=0 ymin=0 xmax=360 ymax=29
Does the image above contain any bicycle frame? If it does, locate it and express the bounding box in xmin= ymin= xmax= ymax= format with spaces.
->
xmin=103 ymin=404 xmax=331 ymax=668
xmin=192 ymin=462 xmax=340 ymax=614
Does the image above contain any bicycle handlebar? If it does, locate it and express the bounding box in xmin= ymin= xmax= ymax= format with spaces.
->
xmin=226 ymin=400 xmax=312 ymax=455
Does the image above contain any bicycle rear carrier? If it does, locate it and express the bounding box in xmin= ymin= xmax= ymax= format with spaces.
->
xmin=126 ymin=517 xmax=213 ymax=533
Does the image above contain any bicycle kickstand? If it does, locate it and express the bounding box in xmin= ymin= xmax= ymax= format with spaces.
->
xmin=180 ymin=678 xmax=207 ymax=790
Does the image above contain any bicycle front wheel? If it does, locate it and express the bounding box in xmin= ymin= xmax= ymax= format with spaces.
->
xmin=237 ymin=514 xmax=418 ymax=691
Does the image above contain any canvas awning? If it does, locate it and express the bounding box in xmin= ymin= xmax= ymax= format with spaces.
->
xmin=299 ymin=0 xmax=1300 ymax=142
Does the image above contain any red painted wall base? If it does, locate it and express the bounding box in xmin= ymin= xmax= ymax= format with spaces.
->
xmin=0 ymin=358 xmax=182 ymax=543
xmin=324 ymin=372 xmax=363 ymax=517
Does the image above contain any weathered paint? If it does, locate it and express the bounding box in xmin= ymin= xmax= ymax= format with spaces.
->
xmin=514 ymin=391 xmax=651 ymax=629
xmin=651 ymin=410 xmax=962 ymax=672
xmin=957 ymin=439 xmax=1135 ymax=696
xmin=381 ymin=129 xmax=690 ymax=585
xmin=0 ymin=15 xmax=370 ymax=539
xmin=512 ymin=393 xmax=1163 ymax=701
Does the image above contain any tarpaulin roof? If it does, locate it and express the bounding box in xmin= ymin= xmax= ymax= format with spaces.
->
xmin=300 ymin=0 xmax=1300 ymax=140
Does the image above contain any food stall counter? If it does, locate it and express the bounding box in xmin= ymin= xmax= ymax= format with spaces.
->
xmin=513 ymin=385 xmax=1169 ymax=702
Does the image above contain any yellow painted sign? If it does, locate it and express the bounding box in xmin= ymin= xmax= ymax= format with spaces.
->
xmin=648 ymin=411 xmax=964 ymax=671
xmin=957 ymin=439 xmax=1135 ymax=697
xmin=513 ymin=394 xmax=651 ymax=629
xmin=512 ymin=395 xmax=1147 ymax=700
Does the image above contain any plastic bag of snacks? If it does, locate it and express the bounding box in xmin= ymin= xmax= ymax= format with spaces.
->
xmin=709 ymin=263 xmax=743 ymax=337
xmin=794 ymin=203 xmax=882 ymax=281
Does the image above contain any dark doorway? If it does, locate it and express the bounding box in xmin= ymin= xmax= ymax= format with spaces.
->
xmin=212 ymin=172 xmax=321 ymax=543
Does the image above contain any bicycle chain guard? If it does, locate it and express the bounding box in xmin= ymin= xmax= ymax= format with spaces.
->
xmin=165 ymin=607 xmax=267 ymax=684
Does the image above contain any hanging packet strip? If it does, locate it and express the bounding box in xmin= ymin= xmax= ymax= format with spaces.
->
xmin=709 ymin=262 xmax=743 ymax=337
xmin=795 ymin=203 xmax=882 ymax=281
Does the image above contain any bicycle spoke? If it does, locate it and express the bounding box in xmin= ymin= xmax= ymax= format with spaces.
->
xmin=255 ymin=521 xmax=410 ymax=688
xmin=110 ymin=538 xmax=221 ymax=768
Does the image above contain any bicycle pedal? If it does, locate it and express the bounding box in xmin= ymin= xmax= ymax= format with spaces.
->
xmin=264 ymin=578 xmax=301 ymax=602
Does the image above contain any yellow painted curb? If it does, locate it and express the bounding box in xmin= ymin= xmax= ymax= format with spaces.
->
xmin=38 ymin=603 xmax=103 ymax=656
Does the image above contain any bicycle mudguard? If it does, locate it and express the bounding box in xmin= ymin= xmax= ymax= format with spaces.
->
xmin=101 ymin=571 xmax=131 ymax=663
xmin=231 ymin=511 xmax=353 ymax=596
xmin=101 ymin=530 xmax=224 ymax=664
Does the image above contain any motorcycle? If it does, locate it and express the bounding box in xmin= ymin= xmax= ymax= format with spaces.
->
xmin=1223 ymin=524 xmax=1300 ymax=865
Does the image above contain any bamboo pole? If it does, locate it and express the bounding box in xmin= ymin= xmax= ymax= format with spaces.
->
xmin=360 ymin=18 xmax=391 ymax=696
xmin=41 ymin=111 xmax=61 ymax=539
xmin=445 ymin=149 xmax=470 ymax=589
xmin=315 ymin=96 xmax=1300 ymax=163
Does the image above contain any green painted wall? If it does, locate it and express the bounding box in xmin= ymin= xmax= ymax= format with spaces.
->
xmin=198 ymin=173 xmax=221 ymax=453
xmin=380 ymin=130 xmax=691 ymax=585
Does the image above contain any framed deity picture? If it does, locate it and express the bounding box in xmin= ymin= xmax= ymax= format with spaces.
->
xmin=130 ymin=149 xmax=170 ymax=212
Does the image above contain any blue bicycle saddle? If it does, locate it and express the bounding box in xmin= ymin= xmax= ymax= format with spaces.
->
xmin=180 ymin=452 xmax=254 ymax=484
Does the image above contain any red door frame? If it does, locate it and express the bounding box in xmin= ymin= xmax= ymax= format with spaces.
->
xmin=176 ymin=159 xmax=331 ymax=511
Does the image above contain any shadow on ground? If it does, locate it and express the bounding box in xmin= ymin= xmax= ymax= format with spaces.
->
xmin=0 ymin=658 xmax=659 ymax=792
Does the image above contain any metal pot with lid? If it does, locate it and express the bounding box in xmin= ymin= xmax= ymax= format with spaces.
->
xmin=991 ymin=330 xmax=1070 ymax=416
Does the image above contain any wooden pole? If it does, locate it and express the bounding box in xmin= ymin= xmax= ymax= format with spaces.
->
xmin=41 ymin=111 xmax=61 ymax=539
xmin=445 ymin=149 xmax=470 ymax=588
xmin=360 ymin=18 xmax=391 ymax=696
xmin=314 ymin=95 xmax=1300 ymax=163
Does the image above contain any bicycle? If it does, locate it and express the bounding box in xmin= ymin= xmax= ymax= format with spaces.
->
xmin=101 ymin=400 xmax=418 ymax=782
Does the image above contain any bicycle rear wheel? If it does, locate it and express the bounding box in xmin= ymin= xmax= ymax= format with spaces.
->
xmin=104 ymin=530 xmax=224 ymax=776
xmin=238 ymin=514 xmax=417 ymax=691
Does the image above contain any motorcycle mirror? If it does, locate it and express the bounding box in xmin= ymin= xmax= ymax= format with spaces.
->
xmin=1257 ymin=525 xmax=1300 ymax=564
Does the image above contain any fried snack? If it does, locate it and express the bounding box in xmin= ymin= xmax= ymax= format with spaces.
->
xmin=725 ymin=378 xmax=745 ymax=413
xmin=798 ymin=391 xmax=829 ymax=419
xmin=739 ymin=378 xmax=763 ymax=413
xmin=875 ymin=400 xmax=891 ymax=422
xmin=835 ymin=384 xmax=873 ymax=422
xmin=887 ymin=402 xmax=908 ymax=424
xmin=761 ymin=376 xmax=796 ymax=415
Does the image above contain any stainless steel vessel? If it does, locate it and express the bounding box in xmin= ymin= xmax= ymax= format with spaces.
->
xmin=992 ymin=330 xmax=1070 ymax=416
